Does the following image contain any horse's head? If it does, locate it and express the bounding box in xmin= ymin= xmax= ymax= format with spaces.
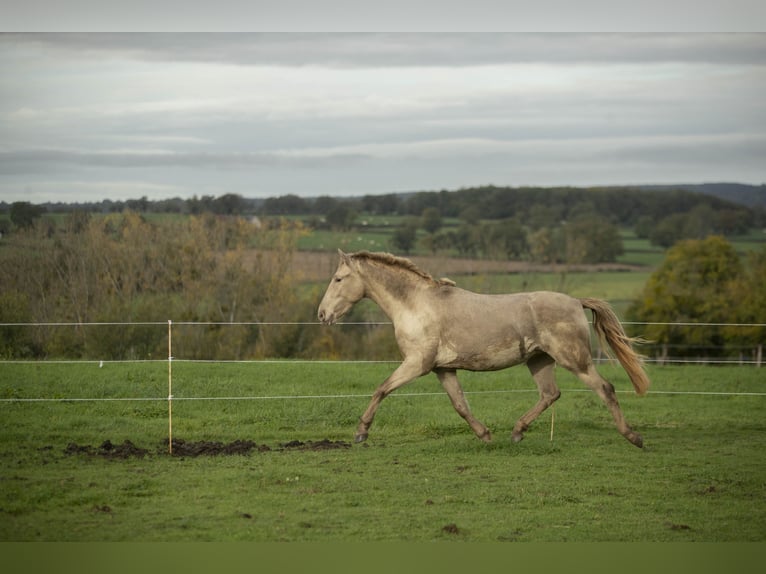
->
xmin=317 ymin=250 xmax=366 ymax=325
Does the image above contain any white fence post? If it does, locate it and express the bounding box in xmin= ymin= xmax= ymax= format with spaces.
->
xmin=168 ymin=319 xmax=173 ymax=454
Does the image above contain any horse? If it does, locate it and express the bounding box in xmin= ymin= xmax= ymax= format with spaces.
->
xmin=317 ymin=250 xmax=650 ymax=448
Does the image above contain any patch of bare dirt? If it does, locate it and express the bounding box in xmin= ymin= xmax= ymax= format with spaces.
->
xmin=280 ymin=438 xmax=351 ymax=451
xmin=63 ymin=438 xmax=352 ymax=458
xmin=167 ymin=438 xmax=271 ymax=456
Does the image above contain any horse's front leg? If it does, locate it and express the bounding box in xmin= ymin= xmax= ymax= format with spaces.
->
xmin=434 ymin=368 xmax=492 ymax=442
xmin=355 ymin=357 xmax=427 ymax=443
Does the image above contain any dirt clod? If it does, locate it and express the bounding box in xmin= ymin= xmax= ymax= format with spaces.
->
xmin=666 ymin=522 xmax=692 ymax=531
xmin=280 ymin=439 xmax=351 ymax=451
xmin=167 ymin=439 xmax=271 ymax=457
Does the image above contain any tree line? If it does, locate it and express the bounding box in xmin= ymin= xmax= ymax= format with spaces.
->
xmin=261 ymin=185 xmax=760 ymax=234
xmin=3 ymin=184 xmax=760 ymax=237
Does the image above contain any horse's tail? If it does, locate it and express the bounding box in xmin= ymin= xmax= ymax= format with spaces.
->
xmin=580 ymin=298 xmax=651 ymax=396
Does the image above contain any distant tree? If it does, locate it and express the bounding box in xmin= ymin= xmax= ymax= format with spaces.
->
xmin=481 ymin=220 xmax=528 ymax=260
xmin=527 ymin=227 xmax=563 ymax=264
xmin=634 ymin=215 xmax=654 ymax=239
xmin=402 ymin=191 xmax=442 ymax=216
xmin=567 ymin=200 xmax=598 ymax=221
xmin=0 ymin=291 xmax=38 ymax=357
xmin=563 ymin=216 xmax=623 ymax=263
xmin=649 ymin=213 xmax=689 ymax=248
xmin=154 ymin=197 xmax=187 ymax=213
xmin=459 ymin=206 xmax=482 ymax=226
xmin=313 ymin=196 xmax=338 ymax=215
xmin=627 ymin=236 xmax=742 ymax=356
xmin=649 ymin=204 xmax=725 ymax=248
xmin=421 ymin=207 xmax=442 ymax=234
xmin=379 ymin=194 xmax=401 ymax=215
xmin=325 ymin=203 xmax=357 ymax=230
xmin=390 ymin=218 xmax=419 ymax=254
xmin=723 ymin=247 xmax=766 ymax=353
xmin=447 ymin=224 xmax=483 ymax=258
xmin=683 ymin=204 xmax=716 ymax=239
xmin=213 ymin=193 xmax=247 ymax=215
xmin=10 ymin=202 xmax=45 ymax=230
xmin=261 ymin=194 xmax=308 ymax=215
xmin=125 ymin=196 xmax=149 ymax=212
xmin=187 ymin=195 xmax=216 ymax=214
xmin=362 ymin=193 xmax=400 ymax=215
xmin=715 ymin=209 xmax=751 ymax=235
xmin=527 ymin=204 xmax=563 ymax=230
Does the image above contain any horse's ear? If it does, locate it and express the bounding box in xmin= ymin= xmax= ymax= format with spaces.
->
xmin=338 ymin=249 xmax=351 ymax=265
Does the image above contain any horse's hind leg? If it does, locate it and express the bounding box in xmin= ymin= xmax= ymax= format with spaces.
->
xmin=435 ymin=369 xmax=492 ymax=442
xmin=573 ymin=364 xmax=643 ymax=448
xmin=512 ymin=353 xmax=561 ymax=443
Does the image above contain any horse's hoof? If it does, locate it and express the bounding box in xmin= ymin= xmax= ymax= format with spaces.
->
xmin=354 ymin=433 xmax=368 ymax=444
xmin=628 ymin=432 xmax=644 ymax=448
xmin=511 ymin=432 xmax=524 ymax=444
xmin=479 ymin=430 xmax=492 ymax=443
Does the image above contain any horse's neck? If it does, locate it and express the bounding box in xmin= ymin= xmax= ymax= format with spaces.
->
xmin=360 ymin=264 xmax=422 ymax=321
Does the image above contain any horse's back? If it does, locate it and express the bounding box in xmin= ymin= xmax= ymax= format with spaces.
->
xmin=436 ymin=287 xmax=582 ymax=326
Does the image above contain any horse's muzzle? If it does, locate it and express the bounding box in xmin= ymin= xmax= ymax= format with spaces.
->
xmin=317 ymin=309 xmax=335 ymax=325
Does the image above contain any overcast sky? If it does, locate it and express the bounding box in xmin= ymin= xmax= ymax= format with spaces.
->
xmin=1 ymin=32 xmax=765 ymax=204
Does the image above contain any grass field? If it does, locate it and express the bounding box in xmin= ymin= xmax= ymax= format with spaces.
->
xmin=1 ymin=360 xmax=764 ymax=542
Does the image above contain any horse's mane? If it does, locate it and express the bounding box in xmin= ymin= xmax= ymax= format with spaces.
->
xmin=349 ymin=251 xmax=456 ymax=286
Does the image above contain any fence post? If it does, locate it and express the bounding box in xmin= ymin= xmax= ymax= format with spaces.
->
xmin=757 ymin=344 xmax=763 ymax=368
xmin=168 ymin=319 xmax=173 ymax=454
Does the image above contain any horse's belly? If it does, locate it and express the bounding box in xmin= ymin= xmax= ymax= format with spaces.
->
xmin=436 ymin=337 xmax=532 ymax=371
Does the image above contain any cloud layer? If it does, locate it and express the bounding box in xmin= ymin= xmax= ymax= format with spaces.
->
xmin=1 ymin=33 xmax=764 ymax=202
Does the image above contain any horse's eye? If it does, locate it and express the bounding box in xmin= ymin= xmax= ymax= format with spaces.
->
xmin=334 ymin=276 xmax=342 ymax=283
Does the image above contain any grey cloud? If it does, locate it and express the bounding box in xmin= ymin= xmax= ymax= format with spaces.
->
xmin=604 ymin=135 xmax=766 ymax=166
xmin=5 ymin=33 xmax=766 ymax=67
xmin=0 ymin=148 xmax=371 ymax=172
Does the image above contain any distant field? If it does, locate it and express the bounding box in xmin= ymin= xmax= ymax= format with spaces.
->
xmin=1 ymin=361 xmax=764 ymax=541
xmin=453 ymin=270 xmax=652 ymax=312
xmin=730 ymin=230 xmax=766 ymax=255
xmin=299 ymin=228 xmax=394 ymax=253
xmin=298 ymin=223 xmax=669 ymax=269
xmin=617 ymin=232 xmax=665 ymax=267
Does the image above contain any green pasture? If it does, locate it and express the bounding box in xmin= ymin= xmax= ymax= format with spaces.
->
xmin=1 ymin=361 xmax=764 ymax=542
xmin=617 ymin=233 xmax=664 ymax=267
xmin=299 ymin=229 xmax=395 ymax=253
xmin=452 ymin=270 xmax=652 ymax=309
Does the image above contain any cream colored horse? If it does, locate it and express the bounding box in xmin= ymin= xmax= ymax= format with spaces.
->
xmin=317 ymin=250 xmax=650 ymax=448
